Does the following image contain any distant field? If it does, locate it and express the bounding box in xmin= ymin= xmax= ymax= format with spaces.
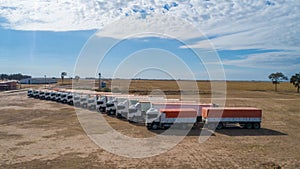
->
xmin=56 ymin=79 xmax=297 ymax=94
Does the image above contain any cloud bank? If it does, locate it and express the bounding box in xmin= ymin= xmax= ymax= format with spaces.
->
xmin=1 ymin=0 xmax=299 ymax=76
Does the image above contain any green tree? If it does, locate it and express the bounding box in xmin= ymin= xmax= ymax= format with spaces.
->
xmin=61 ymin=72 xmax=67 ymax=85
xmin=268 ymin=72 xmax=288 ymax=92
xmin=290 ymin=73 xmax=300 ymax=93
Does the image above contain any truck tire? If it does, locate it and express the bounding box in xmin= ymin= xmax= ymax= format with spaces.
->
xmin=245 ymin=123 xmax=253 ymax=129
xmin=151 ymin=123 xmax=159 ymax=130
xmin=253 ymin=122 xmax=260 ymax=129
xmin=116 ymin=113 xmax=122 ymax=118
xmin=216 ymin=123 xmax=223 ymax=130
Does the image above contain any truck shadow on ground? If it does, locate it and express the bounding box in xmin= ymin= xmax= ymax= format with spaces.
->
xmin=146 ymin=124 xmax=286 ymax=137
xmin=215 ymin=127 xmax=287 ymax=136
xmin=147 ymin=128 xmax=216 ymax=136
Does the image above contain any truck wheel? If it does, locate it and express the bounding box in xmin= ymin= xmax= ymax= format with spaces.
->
xmin=253 ymin=122 xmax=260 ymax=129
xmin=216 ymin=123 xmax=223 ymax=130
xmin=116 ymin=113 xmax=121 ymax=118
xmin=151 ymin=123 xmax=159 ymax=130
xmin=245 ymin=123 xmax=253 ymax=129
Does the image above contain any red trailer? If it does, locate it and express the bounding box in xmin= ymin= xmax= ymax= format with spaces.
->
xmin=202 ymin=107 xmax=262 ymax=129
xmin=146 ymin=108 xmax=198 ymax=130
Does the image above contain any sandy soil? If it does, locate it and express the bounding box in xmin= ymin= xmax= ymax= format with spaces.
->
xmin=0 ymin=90 xmax=299 ymax=168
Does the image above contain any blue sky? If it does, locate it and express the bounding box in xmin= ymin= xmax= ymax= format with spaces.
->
xmin=0 ymin=1 xmax=299 ymax=80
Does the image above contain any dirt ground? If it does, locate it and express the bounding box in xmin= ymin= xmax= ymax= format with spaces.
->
xmin=0 ymin=87 xmax=300 ymax=168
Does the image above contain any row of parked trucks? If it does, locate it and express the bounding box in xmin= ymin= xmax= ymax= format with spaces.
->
xmin=27 ymin=89 xmax=262 ymax=130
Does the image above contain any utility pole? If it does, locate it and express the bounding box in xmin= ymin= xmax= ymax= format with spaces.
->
xmin=98 ymin=73 xmax=101 ymax=90
xmin=44 ymin=75 xmax=46 ymax=89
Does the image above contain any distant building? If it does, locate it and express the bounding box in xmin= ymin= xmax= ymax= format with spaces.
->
xmin=20 ymin=78 xmax=57 ymax=84
xmin=0 ymin=80 xmax=18 ymax=91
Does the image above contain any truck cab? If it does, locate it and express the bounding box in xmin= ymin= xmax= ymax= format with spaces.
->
xmin=73 ymin=95 xmax=81 ymax=107
xmin=50 ymin=91 xmax=57 ymax=101
xmin=60 ymin=93 xmax=68 ymax=103
xmin=27 ymin=89 xmax=33 ymax=97
xmin=32 ymin=90 xmax=40 ymax=98
xmin=87 ymin=96 xmax=97 ymax=110
xmin=39 ymin=91 xmax=46 ymax=99
xmin=97 ymin=95 xmax=114 ymax=113
xmin=80 ymin=95 xmax=89 ymax=108
xmin=106 ymin=98 xmax=117 ymax=115
xmin=54 ymin=92 xmax=62 ymax=102
xmin=66 ymin=93 xmax=74 ymax=105
xmin=106 ymin=97 xmax=130 ymax=116
xmin=115 ymin=98 xmax=136 ymax=118
xmin=44 ymin=91 xmax=51 ymax=100
xmin=127 ymin=101 xmax=151 ymax=123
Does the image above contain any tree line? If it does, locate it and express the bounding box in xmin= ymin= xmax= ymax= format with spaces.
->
xmin=268 ymin=72 xmax=300 ymax=93
xmin=0 ymin=73 xmax=31 ymax=81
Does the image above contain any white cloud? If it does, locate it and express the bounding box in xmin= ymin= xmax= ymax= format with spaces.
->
xmin=0 ymin=0 xmax=299 ymax=50
xmin=0 ymin=0 xmax=299 ymax=75
xmin=222 ymin=51 xmax=300 ymax=71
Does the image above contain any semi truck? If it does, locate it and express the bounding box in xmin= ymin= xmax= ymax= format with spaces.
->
xmin=32 ymin=90 xmax=40 ymax=98
xmin=54 ymin=92 xmax=62 ymax=102
xmin=39 ymin=91 xmax=46 ymax=99
xmin=44 ymin=91 xmax=51 ymax=100
xmin=87 ymin=96 xmax=98 ymax=110
xmin=106 ymin=97 xmax=125 ymax=116
xmin=146 ymin=108 xmax=198 ymax=130
xmin=202 ymin=107 xmax=262 ymax=129
xmin=97 ymin=95 xmax=113 ymax=113
xmin=60 ymin=93 xmax=68 ymax=103
xmin=80 ymin=95 xmax=89 ymax=108
xmin=129 ymin=101 xmax=212 ymax=123
xmin=73 ymin=95 xmax=81 ymax=107
xmin=27 ymin=89 xmax=33 ymax=97
xmin=116 ymin=98 xmax=140 ymax=118
xmin=50 ymin=91 xmax=57 ymax=101
xmin=66 ymin=93 xmax=74 ymax=105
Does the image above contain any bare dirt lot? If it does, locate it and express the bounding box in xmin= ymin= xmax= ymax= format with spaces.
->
xmin=0 ymin=81 xmax=300 ymax=168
